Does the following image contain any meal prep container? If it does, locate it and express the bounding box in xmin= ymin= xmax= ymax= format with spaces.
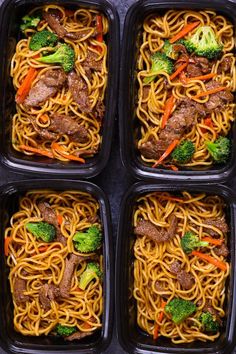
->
xmin=116 ymin=182 xmax=236 ymax=354
xmin=0 ymin=179 xmax=113 ymax=354
xmin=0 ymin=0 xmax=119 ymax=178
xmin=119 ymin=0 xmax=236 ymax=182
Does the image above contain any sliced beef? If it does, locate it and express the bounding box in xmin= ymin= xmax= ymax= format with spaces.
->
xmin=170 ymin=260 xmax=195 ymax=290
xmin=38 ymin=202 xmax=67 ymax=245
xmin=186 ymin=56 xmax=212 ymax=77
xmin=140 ymin=86 xmax=150 ymax=113
xmin=139 ymin=138 xmax=169 ymax=160
xmin=59 ymin=254 xmax=86 ymax=298
xmin=13 ymin=272 xmax=29 ymax=305
xmin=39 ymin=284 xmax=60 ymax=310
xmin=202 ymin=300 xmax=222 ymax=325
xmin=65 ymin=331 xmax=93 ymax=341
xmin=83 ymin=50 xmax=103 ymax=78
xmin=94 ymin=99 xmax=105 ymax=120
xmin=68 ymin=71 xmax=92 ymax=113
xmin=217 ymin=57 xmax=232 ymax=74
xmin=24 ymin=69 xmax=67 ymax=107
xmin=204 ymin=81 xmax=233 ymax=111
xmin=204 ymin=216 xmax=228 ymax=237
xmin=49 ymin=113 xmax=88 ymax=143
xmin=29 ymin=118 xmax=58 ymax=141
xmin=155 ymin=281 xmax=164 ymax=292
xmin=134 ymin=214 xmax=178 ymax=243
xmin=214 ymin=243 xmax=229 ymax=257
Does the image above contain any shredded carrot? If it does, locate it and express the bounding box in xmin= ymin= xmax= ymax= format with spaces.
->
xmin=39 ymin=114 xmax=49 ymax=124
xmin=191 ymin=250 xmax=227 ymax=271
xmin=4 ymin=236 xmax=13 ymax=256
xmin=19 ymin=144 xmax=54 ymax=158
xmin=169 ymin=22 xmax=200 ymax=44
xmin=57 ymin=214 xmax=63 ymax=226
xmin=164 ymin=164 xmax=179 ymax=171
xmin=152 ymin=139 xmax=179 ymax=168
xmin=170 ymin=62 xmax=188 ymax=81
xmin=153 ymin=301 xmax=167 ymax=340
xmin=38 ymin=246 xmax=49 ymax=252
xmin=192 ymin=86 xmax=226 ymax=99
xmin=202 ymin=237 xmax=224 ymax=246
xmin=161 ymin=95 xmax=175 ymax=129
xmin=16 ymin=67 xmax=38 ymax=104
xmin=179 ymin=71 xmax=188 ymax=85
xmin=51 ymin=142 xmax=85 ymax=163
xmin=187 ymin=73 xmax=216 ymax=82
xmin=201 ymin=117 xmax=213 ymax=133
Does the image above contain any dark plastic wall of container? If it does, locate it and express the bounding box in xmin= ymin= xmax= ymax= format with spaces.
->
xmin=0 ymin=0 xmax=119 ymax=178
xmin=0 ymin=179 xmax=113 ymax=354
xmin=116 ymin=182 xmax=236 ymax=354
xmin=119 ymin=0 xmax=236 ymax=182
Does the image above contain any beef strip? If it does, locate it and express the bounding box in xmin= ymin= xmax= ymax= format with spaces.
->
xmin=65 ymin=331 xmax=93 ymax=341
xmin=186 ymin=55 xmax=212 ymax=77
xmin=24 ymin=69 xmax=67 ymax=107
xmin=134 ymin=214 xmax=178 ymax=243
xmin=217 ymin=57 xmax=232 ymax=74
xmin=204 ymin=81 xmax=233 ymax=111
xmin=170 ymin=260 xmax=195 ymax=290
xmin=29 ymin=118 xmax=58 ymax=141
xmin=94 ymin=99 xmax=105 ymax=120
xmin=139 ymin=138 xmax=169 ymax=160
xmin=49 ymin=113 xmax=88 ymax=143
xmin=39 ymin=284 xmax=60 ymax=310
xmin=68 ymin=71 xmax=92 ymax=113
xmin=214 ymin=243 xmax=229 ymax=257
xmin=43 ymin=11 xmax=97 ymax=40
xmin=59 ymin=254 xmax=86 ymax=298
xmin=202 ymin=300 xmax=222 ymax=325
xmin=83 ymin=50 xmax=103 ymax=77
xmin=38 ymin=202 xmax=67 ymax=245
xmin=204 ymin=216 xmax=228 ymax=237
xmin=13 ymin=271 xmax=29 ymax=305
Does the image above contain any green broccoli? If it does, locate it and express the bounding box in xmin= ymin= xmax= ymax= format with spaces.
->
xmin=79 ymin=262 xmax=102 ymax=290
xmin=165 ymin=298 xmax=196 ymax=324
xmin=162 ymin=40 xmax=186 ymax=60
xmin=144 ymin=52 xmax=174 ymax=84
xmin=26 ymin=222 xmax=56 ymax=242
xmin=184 ymin=26 xmax=223 ymax=59
xmin=73 ymin=225 xmax=102 ymax=253
xmin=55 ymin=324 xmax=77 ymax=337
xmin=205 ymin=136 xmax=231 ymax=164
xmin=181 ymin=231 xmax=209 ymax=254
xmin=20 ymin=15 xmax=41 ymax=33
xmin=171 ymin=140 xmax=195 ymax=164
xmin=37 ymin=44 xmax=75 ymax=73
xmin=199 ymin=312 xmax=219 ymax=333
xmin=29 ymin=30 xmax=58 ymax=51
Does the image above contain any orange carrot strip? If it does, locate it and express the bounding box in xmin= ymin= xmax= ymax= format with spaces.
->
xmin=5 ymin=236 xmax=13 ymax=256
xmin=39 ymin=114 xmax=49 ymax=124
xmin=201 ymin=117 xmax=213 ymax=133
xmin=192 ymin=86 xmax=226 ymax=99
xmin=96 ymin=15 xmax=103 ymax=42
xmin=52 ymin=142 xmax=85 ymax=163
xmin=19 ymin=145 xmax=54 ymax=158
xmin=202 ymin=237 xmax=224 ymax=246
xmin=38 ymin=246 xmax=49 ymax=252
xmin=153 ymin=301 xmax=167 ymax=340
xmin=57 ymin=214 xmax=63 ymax=226
xmin=179 ymin=71 xmax=188 ymax=85
xmin=187 ymin=73 xmax=216 ymax=82
xmin=16 ymin=67 xmax=38 ymax=104
xmin=152 ymin=139 xmax=179 ymax=168
xmin=191 ymin=250 xmax=227 ymax=271
xmin=170 ymin=62 xmax=188 ymax=81
xmin=161 ymin=95 xmax=175 ymax=129
xmin=169 ymin=22 xmax=200 ymax=44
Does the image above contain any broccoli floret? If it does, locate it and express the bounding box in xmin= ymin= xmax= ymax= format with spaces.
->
xmin=26 ymin=222 xmax=56 ymax=242
xmin=73 ymin=225 xmax=102 ymax=253
xmin=181 ymin=231 xmax=209 ymax=254
xmin=162 ymin=40 xmax=185 ymax=60
xmin=55 ymin=324 xmax=77 ymax=337
xmin=20 ymin=15 xmax=41 ymax=32
xmin=171 ymin=140 xmax=195 ymax=164
xmin=144 ymin=52 xmax=174 ymax=84
xmin=199 ymin=312 xmax=219 ymax=333
xmin=206 ymin=136 xmax=230 ymax=164
xmin=184 ymin=26 xmax=223 ymax=59
xmin=29 ymin=30 xmax=58 ymax=51
xmin=37 ymin=44 xmax=75 ymax=73
xmin=79 ymin=262 xmax=102 ymax=290
xmin=165 ymin=298 xmax=196 ymax=324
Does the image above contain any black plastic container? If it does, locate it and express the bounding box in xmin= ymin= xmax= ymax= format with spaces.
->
xmin=116 ymin=182 xmax=236 ymax=354
xmin=0 ymin=179 xmax=113 ymax=354
xmin=119 ymin=0 xmax=236 ymax=182
xmin=0 ymin=0 xmax=119 ymax=178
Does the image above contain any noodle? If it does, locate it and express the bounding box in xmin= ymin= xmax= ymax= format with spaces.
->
xmin=11 ymin=5 xmax=108 ymax=162
xmin=133 ymin=191 xmax=229 ymax=343
xmin=136 ymin=10 xmax=235 ymax=168
xmin=5 ymin=190 xmax=103 ymax=337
